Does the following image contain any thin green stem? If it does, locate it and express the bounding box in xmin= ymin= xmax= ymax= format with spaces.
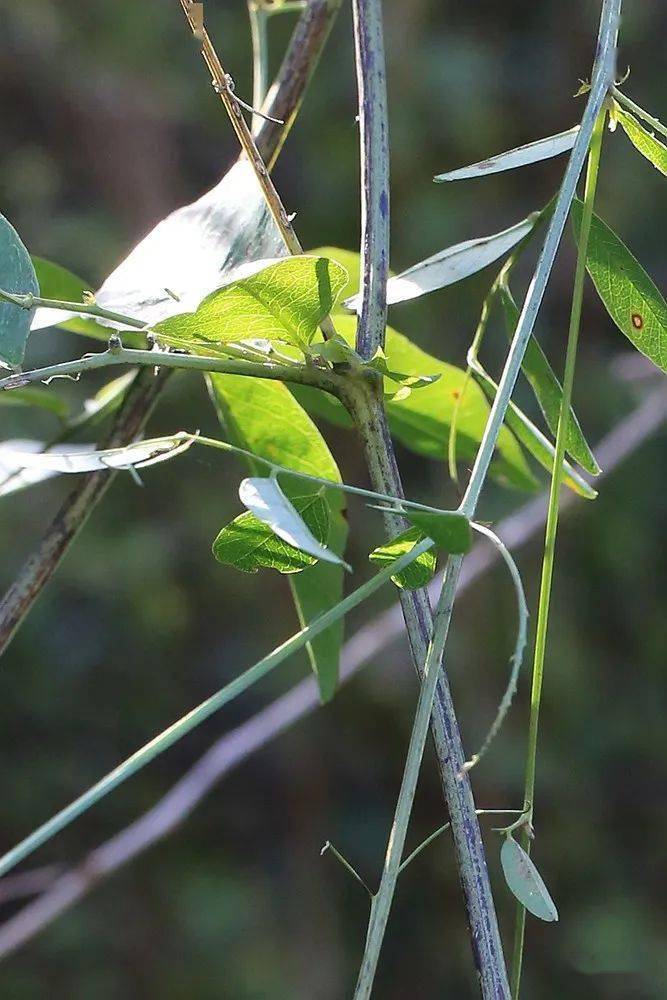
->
xmin=612 ymin=87 xmax=667 ymax=140
xmin=398 ymin=810 xmax=523 ymax=875
xmin=509 ymin=108 xmax=606 ymax=1000
xmin=0 ymin=537 xmax=433 ymax=880
xmin=0 ymin=288 xmax=147 ymax=331
xmin=0 ymin=345 xmax=340 ymax=395
xmin=248 ymin=1 xmax=270 ymax=134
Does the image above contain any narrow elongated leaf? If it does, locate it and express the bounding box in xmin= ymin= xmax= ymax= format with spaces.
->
xmin=239 ymin=477 xmax=348 ymax=569
xmin=155 ymin=256 xmax=347 ymax=354
xmin=0 ymin=213 xmax=38 ymax=368
xmin=209 ymin=374 xmax=348 ymax=702
xmin=213 ymin=493 xmax=329 ymax=573
xmin=615 ymin=106 xmax=667 ymax=177
xmin=572 ymin=201 xmax=667 ymax=373
xmin=404 ymin=509 xmax=472 ymax=553
xmin=0 ymin=434 xmax=192 ymax=475
xmin=499 ymin=283 xmax=599 ymax=474
xmin=471 ymin=360 xmax=597 ymax=499
xmin=344 ymin=215 xmax=536 ymax=310
xmin=501 ymin=836 xmax=558 ymax=922
xmin=0 ymin=386 xmax=69 ymax=419
xmin=435 ymin=127 xmax=578 ymax=182
xmin=369 ymin=526 xmax=436 ymax=590
xmin=0 ymin=440 xmax=90 ymax=498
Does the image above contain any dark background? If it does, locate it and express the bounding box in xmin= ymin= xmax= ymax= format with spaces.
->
xmin=1 ymin=1 xmax=666 ymax=997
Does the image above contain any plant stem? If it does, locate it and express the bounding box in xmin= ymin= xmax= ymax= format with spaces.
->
xmin=0 ymin=288 xmax=148 ymax=331
xmin=0 ymin=345 xmax=341 ymax=395
xmin=509 ymin=107 xmax=606 ymax=1000
xmin=0 ymin=537 xmax=433 ymax=880
xmin=248 ymin=1 xmax=270 ymax=133
xmin=351 ymin=0 xmax=390 ymax=360
xmin=611 ymin=87 xmax=667 ymax=140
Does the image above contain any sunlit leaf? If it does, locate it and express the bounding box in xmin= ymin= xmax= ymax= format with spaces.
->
xmin=499 ymin=283 xmax=599 ymax=474
xmin=238 ymin=477 xmax=348 ymax=569
xmin=0 ymin=434 xmax=192 ymax=475
xmin=404 ymin=509 xmax=472 ymax=553
xmin=369 ymin=526 xmax=436 ymax=591
xmin=470 ymin=360 xmax=597 ymax=499
xmin=572 ymin=201 xmax=667 ymax=373
xmin=213 ymin=493 xmax=330 ymax=574
xmin=501 ymin=836 xmax=559 ymax=922
xmin=155 ymin=256 xmax=347 ymax=354
xmin=435 ymin=127 xmax=578 ymax=182
xmin=343 ymin=215 xmax=536 ymax=310
xmin=615 ymin=106 xmax=667 ymax=177
xmin=209 ymin=374 xmax=348 ymax=703
xmin=0 ymin=213 xmax=38 ymax=368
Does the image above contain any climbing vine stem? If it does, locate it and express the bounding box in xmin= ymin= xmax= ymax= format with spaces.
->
xmin=510 ymin=107 xmax=607 ymax=999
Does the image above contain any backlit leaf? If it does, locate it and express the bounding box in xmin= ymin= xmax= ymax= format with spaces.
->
xmin=499 ymin=282 xmax=599 ymax=474
xmin=435 ymin=127 xmax=578 ymax=182
xmin=344 ymin=215 xmax=536 ymax=310
xmin=369 ymin=526 xmax=436 ymax=591
xmin=572 ymin=201 xmax=667 ymax=373
xmin=615 ymin=106 xmax=667 ymax=177
xmin=0 ymin=433 xmax=192 ymax=478
xmin=213 ymin=493 xmax=329 ymax=574
xmin=155 ymin=256 xmax=347 ymax=354
xmin=404 ymin=509 xmax=472 ymax=553
xmin=0 ymin=213 xmax=38 ymax=368
xmin=238 ymin=477 xmax=348 ymax=569
xmin=501 ymin=836 xmax=558 ymax=922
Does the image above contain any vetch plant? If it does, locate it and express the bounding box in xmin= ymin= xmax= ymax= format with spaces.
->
xmin=0 ymin=0 xmax=665 ymax=995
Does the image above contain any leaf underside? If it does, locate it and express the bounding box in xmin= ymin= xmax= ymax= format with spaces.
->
xmin=0 ymin=213 xmax=39 ymax=367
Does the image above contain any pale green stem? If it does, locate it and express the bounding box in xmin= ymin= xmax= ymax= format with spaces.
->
xmin=509 ymin=108 xmax=606 ymax=1000
xmin=248 ymin=1 xmax=270 ymax=134
xmin=0 ymin=288 xmax=147 ymax=331
xmin=398 ymin=810 xmax=523 ymax=876
xmin=0 ymin=537 xmax=433 ymax=880
xmin=612 ymin=86 xmax=667 ymax=140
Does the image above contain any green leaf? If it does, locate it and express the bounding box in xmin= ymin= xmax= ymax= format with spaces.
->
xmin=572 ymin=200 xmax=667 ymax=372
xmin=0 ymin=213 xmax=38 ymax=368
xmin=501 ymin=836 xmax=558 ymax=922
xmin=31 ymin=257 xmax=111 ymax=341
xmin=238 ymin=477 xmax=348 ymax=568
xmin=369 ymin=526 xmax=436 ymax=591
xmin=213 ymin=493 xmax=329 ymax=573
xmin=404 ymin=509 xmax=472 ymax=553
xmin=471 ymin=362 xmax=597 ymax=499
xmin=615 ymin=106 xmax=667 ymax=177
xmin=499 ymin=283 xmax=599 ymax=475
xmin=209 ymin=373 xmax=348 ymax=703
xmin=335 ymin=313 xmax=539 ymax=493
xmin=0 ymin=385 xmax=69 ymax=419
xmin=155 ymin=256 xmax=347 ymax=354
xmin=435 ymin=127 xmax=578 ymax=182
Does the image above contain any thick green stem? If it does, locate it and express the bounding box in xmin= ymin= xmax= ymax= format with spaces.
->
xmin=509 ymin=108 xmax=606 ymax=1000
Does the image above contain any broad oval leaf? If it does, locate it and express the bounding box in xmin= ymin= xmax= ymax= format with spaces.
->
xmin=572 ymin=201 xmax=667 ymax=373
xmin=501 ymin=836 xmax=559 ymax=922
xmin=369 ymin=526 xmax=436 ymax=591
xmin=0 ymin=213 xmax=38 ymax=368
xmin=155 ymin=256 xmax=347 ymax=354
xmin=213 ymin=493 xmax=330 ymax=574
xmin=615 ymin=106 xmax=667 ymax=177
xmin=239 ymin=477 xmax=349 ymax=569
xmin=209 ymin=374 xmax=348 ymax=703
xmin=404 ymin=509 xmax=472 ymax=554
xmin=344 ymin=215 xmax=536 ymax=310
xmin=435 ymin=127 xmax=578 ymax=182
xmin=499 ymin=282 xmax=599 ymax=475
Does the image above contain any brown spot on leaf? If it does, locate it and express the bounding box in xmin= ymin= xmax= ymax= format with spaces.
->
xmin=452 ymin=389 xmax=461 ymax=400
xmin=631 ymin=312 xmax=644 ymax=330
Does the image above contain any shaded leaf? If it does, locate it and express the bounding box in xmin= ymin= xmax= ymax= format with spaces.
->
xmin=572 ymin=201 xmax=667 ymax=373
xmin=31 ymin=257 xmax=110 ymax=340
xmin=404 ymin=509 xmax=472 ymax=553
xmin=0 ymin=386 xmax=69 ymax=419
xmin=213 ymin=493 xmax=329 ymax=573
xmin=615 ymin=106 xmax=667 ymax=177
xmin=499 ymin=283 xmax=599 ymax=474
xmin=209 ymin=374 xmax=348 ymax=703
xmin=344 ymin=215 xmax=536 ymax=310
xmin=156 ymin=256 xmax=347 ymax=354
xmin=369 ymin=526 xmax=436 ymax=591
xmin=435 ymin=127 xmax=578 ymax=182
xmin=0 ymin=213 xmax=38 ymax=368
xmin=501 ymin=836 xmax=558 ymax=922
xmin=238 ymin=477 xmax=348 ymax=569
xmin=471 ymin=361 xmax=597 ymax=499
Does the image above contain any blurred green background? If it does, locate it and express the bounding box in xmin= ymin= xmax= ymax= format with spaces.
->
xmin=1 ymin=1 xmax=666 ymax=996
